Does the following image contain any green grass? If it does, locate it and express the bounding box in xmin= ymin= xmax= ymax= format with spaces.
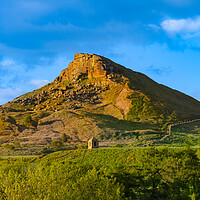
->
xmin=0 ymin=147 xmax=200 ymax=199
xmin=156 ymin=121 xmax=200 ymax=147
xmin=1 ymin=155 xmax=38 ymax=159
xmin=84 ymin=112 xmax=159 ymax=131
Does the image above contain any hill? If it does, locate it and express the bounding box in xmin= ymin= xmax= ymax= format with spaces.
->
xmin=0 ymin=53 xmax=200 ymax=147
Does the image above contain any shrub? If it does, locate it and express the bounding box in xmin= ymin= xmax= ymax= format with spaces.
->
xmin=114 ymin=143 xmax=123 ymax=148
xmin=13 ymin=140 xmax=21 ymax=148
xmin=2 ymin=143 xmax=15 ymax=150
xmin=62 ymin=133 xmax=68 ymax=143
xmin=41 ymin=147 xmax=54 ymax=154
xmin=24 ymin=115 xmax=38 ymax=127
xmin=24 ymin=115 xmax=33 ymax=127
xmin=77 ymin=142 xmax=88 ymax=149
xmin=51 ymin=139 xmax=63 ymax=150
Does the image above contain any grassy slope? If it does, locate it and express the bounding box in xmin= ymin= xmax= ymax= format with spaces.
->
xmin=123 ymin=67 xmax=200 ymax=120
xmin=156 ymin=121 xmax=200 ymax=147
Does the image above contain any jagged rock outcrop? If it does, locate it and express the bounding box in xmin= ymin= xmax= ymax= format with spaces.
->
xmin=56 ymin=53 xmax=122 ymax=82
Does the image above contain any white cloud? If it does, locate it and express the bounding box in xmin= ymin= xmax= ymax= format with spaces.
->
xmin=29 ymin=79 xmax=49 ymax=87
xmin=148 ymin=24 xmax=161 ymax=31
xmin=161 ymin=16 xmax=200 ymax=34
xmin=0 ymin=88 xmax=24 ymax=105
xmin=0 ymin=59 xmax=15 ymax=68
xmin=0 ymin=57 xmax=26 ymax=71
xmin=32 ymin=22 xmax=82 ymax=32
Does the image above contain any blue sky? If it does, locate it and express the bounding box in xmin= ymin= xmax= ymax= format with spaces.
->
xmin=0 ymin=0 xmax=200 ymax=104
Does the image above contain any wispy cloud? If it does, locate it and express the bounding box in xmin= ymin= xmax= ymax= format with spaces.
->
xmin=0 ymin=54 xmax=69 ymax=104
xmin=0 ymin=88 xmax=24 ymax=105
xmin=147 ymin=65 xmax=172 ymax=76
xmin=0 ymin=58 xmax=27 ymax=86
xmin=29 ymin=79 xmax=49 ymax=87
xmin=0 ymin=59 xmax=15 ymax=69
xmin=148 ymin=24 xmax=161 ymax=32
xmin=33 ymin=22 xmax=83 ymax=32
xmin=162 ymin=0 xmax=192 ymax=7
xmin=17 ymin=1 xmax=50 ymax=13
xmin=0 ymin=0 xmax=86 ymax=32
xmin=161 ymin=16 xmax=200 ymax=36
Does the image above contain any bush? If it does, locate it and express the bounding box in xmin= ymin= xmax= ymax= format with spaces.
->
xmin=24 ymin=115 xmax=38 ymax=127
xmin=24 ymin=115 xmax=33 ymax=127
xmin=41 ymin=147 xmax=54 ymax=154
xmin=114 ymin=143 xmax=123 ymax=148
xmin=51 ymin=139 xmax=63 ymax=150
xmin=13 ymin=140 xmax=21 ymax=148
xmin=77 ymin=142 xmax=88 ymax=149
xmin=2 ymin=143 xmax=15 ymax=150
xmin=62 ymin=133 xmax=68 ymax=143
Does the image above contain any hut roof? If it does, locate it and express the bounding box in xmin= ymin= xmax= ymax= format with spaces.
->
xmin=88 ymin=137 xmax=98 ymax=142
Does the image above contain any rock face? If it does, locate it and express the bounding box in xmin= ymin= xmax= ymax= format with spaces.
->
xmin=56 ymin=53 xmax=121 ymax=82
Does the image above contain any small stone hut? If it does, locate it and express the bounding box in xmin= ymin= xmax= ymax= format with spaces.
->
xmin=88 ymin=137 xmax=99 ymax=149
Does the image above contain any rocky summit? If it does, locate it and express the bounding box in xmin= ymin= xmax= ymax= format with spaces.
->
xmin=0 ymin=53 xmax=200 ymax=147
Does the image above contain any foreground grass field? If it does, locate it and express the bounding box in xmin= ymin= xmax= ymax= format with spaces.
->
xmin=0 ymin=147 xmax=200 ymax=199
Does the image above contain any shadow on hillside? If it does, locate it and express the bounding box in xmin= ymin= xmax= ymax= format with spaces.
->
xmin=173 ymin=122 xmax=200 ymax=134
xmin=39 ymin=120 xmax=63 ymax=126
xmin=84 ymin=112 xmax=159 ymax=131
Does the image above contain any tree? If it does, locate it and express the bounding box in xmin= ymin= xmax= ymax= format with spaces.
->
xmin=62 ymin=133 xmax=68 ymax=143
xmin=24 ymin=115 xmax=33 ymax=127
xmin=24 ymin=115 xmax=38 ymax=127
